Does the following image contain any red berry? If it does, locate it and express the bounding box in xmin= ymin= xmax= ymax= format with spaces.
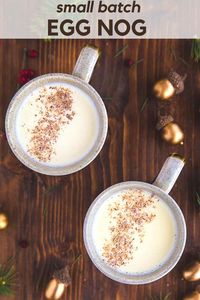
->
xmin=20 ymin=69 xmax=35 ymax=77
xmin=18 ymin=239 xmax=29 ymax=248
xmin=124 ymin=58 xmax=133 ymax=67
xmin=19 ymin=75 xmax=28 ymax=84
xmin=28 ymin=69 xmax=35 ymax=77
xmin=20 ymin=70 xmax=27 ymax=76
xmin=18 ymin=69 xmax=35 ymax=85
xmin=27 ymin=49 xmax=39 ymax=58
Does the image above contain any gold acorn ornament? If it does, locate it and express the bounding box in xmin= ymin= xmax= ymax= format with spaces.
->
xmin=0 ymin=212 xmax=8 ymax=230
xmin=183 ymin=291 xmax=200 ymax=300
xmin=156 ymin=114 xmax=184 ymax=145
xmin=153 ymin=71 xmax=187 ymax=101
xmin=183 ymin=287 xmax=200 ymax=300
xmin=45 ymin=265 xmax=71 ymax=300
xmin=183 ymin=261 xmax=200 ymax=282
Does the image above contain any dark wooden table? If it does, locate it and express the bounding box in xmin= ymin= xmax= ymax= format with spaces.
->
xmin=0 ymin=39 xmax=200 ymax=300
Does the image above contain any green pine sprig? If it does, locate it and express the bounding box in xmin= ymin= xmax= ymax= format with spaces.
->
xmin=147 ymin=293 xmax=171 ymax=300
xmin=0 ymin=257 xmax=16 ymax=296
xmin=191 ymin=39 xmax=200 ymax=62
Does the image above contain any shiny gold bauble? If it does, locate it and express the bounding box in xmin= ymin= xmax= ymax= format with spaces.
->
xmin=183 ymin=261 xmax=200 ymax=282
xmin=161 ymin=122 xmax=184 ymax=145
xmin=45 ymin=279 xmax=65 ymax=300
xmin=153 ymin=79 xmax=175 ymax=100
xmin=0 ymin=212 xmax=8 ymax=230
xmin=183 ymin=291 xmax=200 ymax=300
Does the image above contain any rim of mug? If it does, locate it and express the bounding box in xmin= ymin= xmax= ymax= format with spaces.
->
xmin=5 ymin=73 xmax=108 ymax=176
xmin=83 ymin=181 xmax=187 ymax=285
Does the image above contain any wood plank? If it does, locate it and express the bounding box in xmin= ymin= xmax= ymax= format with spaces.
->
xmin=0 ymin=39 xmax=199 ymax=300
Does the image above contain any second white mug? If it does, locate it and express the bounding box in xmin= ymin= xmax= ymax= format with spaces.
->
xmin=84 ymin=154 xmax=186 ymax=284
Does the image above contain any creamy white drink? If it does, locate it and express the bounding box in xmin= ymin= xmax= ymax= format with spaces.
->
xmin=92 ymin=188 xmax=176 ymax=274
xmin=16 ymin=83 xmax=99 ymax=166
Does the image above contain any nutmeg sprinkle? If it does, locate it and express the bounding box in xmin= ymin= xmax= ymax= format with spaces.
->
xmin=27 ymin=86 xmax=75 ymax=162
xmin=102 ymin=189 xmax=157 ymax=268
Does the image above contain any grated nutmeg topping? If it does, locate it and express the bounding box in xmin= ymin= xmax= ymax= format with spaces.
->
xmin=27 ymin=86 xmax=75 ymax=162
xmin=102 ymin=189 xmax=157 ymax=268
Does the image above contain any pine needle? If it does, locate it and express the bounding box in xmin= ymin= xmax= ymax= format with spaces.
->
xmin=196 ymin=192 xmax=200 ymax=206
xmin=171 ymin=46 xmax=190 ymax=67
xmin=140 ymin=97 xmax=149 ymax=112
xmin=114 ymin=44 xmax=129 ymax=58
xmin=71 ymin=254 xmax=82 ymax=269
xmin=147 ymin=293 xmax=171 ymax=300
xmin=43 ymin=206 xmax=47 ymax=217
xmin=0 ymin=257 xmax=16 ymax=296
xmin=171 ymin=46 xmax=177 ymax=61
xmin=130 ymin=58 xmax=144 ymax=68
xmin=179 ymin=56 xmax=190 ymax=67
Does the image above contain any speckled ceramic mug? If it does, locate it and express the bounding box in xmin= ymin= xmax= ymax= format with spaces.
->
xmin=5 ymin=46 xmax=108 ymax=176
xmin=84 ymin=154 xmax=187 ymax=284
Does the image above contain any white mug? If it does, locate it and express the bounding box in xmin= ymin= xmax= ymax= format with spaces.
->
xmin=84 ymin=154 xmax=186 ymax=284
xmin=5 ymin=46 xmax=108 ymax=176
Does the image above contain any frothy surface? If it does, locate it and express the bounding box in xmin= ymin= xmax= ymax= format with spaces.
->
xmin=92 ymin=188 xmax=176 ymax=274
xmin=16 ymin=83 xmax=99 ymax=166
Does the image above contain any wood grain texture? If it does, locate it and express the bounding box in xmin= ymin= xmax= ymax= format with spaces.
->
xmin=0 ymin=39 xmax=200 ymax=300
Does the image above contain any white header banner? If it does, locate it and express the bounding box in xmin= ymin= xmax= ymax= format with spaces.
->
xmin=0 ymin=0 xmax=199 ymax=39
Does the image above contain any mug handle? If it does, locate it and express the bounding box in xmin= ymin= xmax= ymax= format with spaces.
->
xmin=153 ymin=153 xmax=185 ymax=194
xmin=72 ymin=46 xmax=100 ymax=83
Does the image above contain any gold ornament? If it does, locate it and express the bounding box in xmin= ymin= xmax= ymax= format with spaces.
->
xmin=45 ymin=266 xmax=71 ymax=300
xmin=156 ymin=115 xmax=184 ymax=145
xmin=183 ymin=261 xmax=200 ymax=282
xmin=0 ymin=213 xmax=8 ymax=230
xmin=162 ymin=123 xmax=184 ymax=145
xmin=183 ymin=291 xmax=200 ymax=300
xmin=45 ymin=279 xmax=65 ymax=300
xmin=153 ymin=71 xmax=187 ymax=101
xmin=153 ymin=79 xmax=175 ymax=100
xmin=183 ymin=292 xmax=200 ymax=300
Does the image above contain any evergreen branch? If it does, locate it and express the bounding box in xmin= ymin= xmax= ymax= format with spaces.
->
xmin=0 ymin=257 xmax=16 ymax=296
xmin=191 ymin=39 xmax=200 ymax=62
